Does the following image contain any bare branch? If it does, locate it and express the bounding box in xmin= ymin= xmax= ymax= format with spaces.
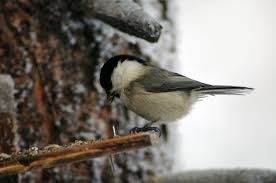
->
xmin=92 ymin=0 xmax=162 ymax=42
xmin=0 ymin=132 xmax=159 ymax=177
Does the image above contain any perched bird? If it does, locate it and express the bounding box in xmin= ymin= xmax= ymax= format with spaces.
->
xmin=100 ymin=55 xmax=252 ymax=134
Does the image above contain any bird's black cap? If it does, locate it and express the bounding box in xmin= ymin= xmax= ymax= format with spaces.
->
xmin=100 ymin=55 xmax=147 ymax=94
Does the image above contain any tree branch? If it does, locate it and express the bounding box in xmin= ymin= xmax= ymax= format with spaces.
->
xmin=151 ymin=169 xmax=276 ymax=183
xmin=0 ymin=132 xmax=159 ymax=177
xmin=92 ymin=0 xmax=162 ymax=42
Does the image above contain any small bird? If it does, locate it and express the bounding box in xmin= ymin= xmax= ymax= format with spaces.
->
xmin=100 ymin=55 xmax=252 ymax=134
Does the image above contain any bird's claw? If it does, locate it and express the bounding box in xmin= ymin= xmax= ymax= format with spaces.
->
xmin=129 ymin=126 xmax=161 ymax=137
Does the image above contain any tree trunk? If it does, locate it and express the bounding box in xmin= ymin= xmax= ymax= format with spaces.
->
xmin=0 ymin=0 xmax=175 ymax=182
xmin=0 ymin=75 xmax=18 ymax=183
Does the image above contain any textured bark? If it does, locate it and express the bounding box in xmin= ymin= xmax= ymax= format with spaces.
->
xmin=0 ymin=0 xmax=174 ymax=182
xmin=0 ymin=113 xmax=16 ymax=154
xmin=0 ymin=75 xmax=17 ymax=183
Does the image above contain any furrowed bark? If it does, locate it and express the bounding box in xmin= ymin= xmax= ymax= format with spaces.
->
xmin=0 ymin=1 xmax=171 ymax=182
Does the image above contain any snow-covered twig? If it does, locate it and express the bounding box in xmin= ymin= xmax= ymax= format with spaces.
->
xmin=151 ymin=169 xmax=276 ymax=183
xmin=92 ymin=0 xmax=162 ymax=42
xmin=0 ymin=132 xmax=159 ymax=177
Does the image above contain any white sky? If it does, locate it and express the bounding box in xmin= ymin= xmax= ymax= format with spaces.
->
xmin=171 ymin=0 xmax=276 ymax=171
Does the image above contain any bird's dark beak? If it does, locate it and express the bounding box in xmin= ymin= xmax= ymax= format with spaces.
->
xmin=107 ymin=93 xmax=115 ymax=103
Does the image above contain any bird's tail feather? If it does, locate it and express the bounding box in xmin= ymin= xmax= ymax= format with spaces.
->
xmin=194 ymin=85 xmax=253 ymax=95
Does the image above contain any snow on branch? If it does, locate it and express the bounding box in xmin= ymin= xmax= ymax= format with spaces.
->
xmin=153 ymin=169 xmax=276 ymax=183
xmin=92 ymin=0 xmax=162 ymax=42
xmin=0 ymin=132 xmax=159 ymax=177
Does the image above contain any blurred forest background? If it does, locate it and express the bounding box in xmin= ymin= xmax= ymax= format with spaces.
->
xmin=0 ymin=0 xmax=176 ymax=182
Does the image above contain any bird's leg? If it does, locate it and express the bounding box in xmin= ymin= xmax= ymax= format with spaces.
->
xmin=109 ymin=121 xmax=117 ymax=172
xmin=129 ymin=121 xmax=161 ymax=136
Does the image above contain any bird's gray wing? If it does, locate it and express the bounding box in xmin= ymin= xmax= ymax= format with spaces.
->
xmin=138 ymin=67 xmax=252 ymax=95
xmin=138 ymin=67 xmax=210 ymax=93
xmin=145 ymin=80 xmax=209 ymax=92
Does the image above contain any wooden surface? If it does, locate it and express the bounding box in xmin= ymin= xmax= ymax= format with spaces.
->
xmin=0 ymin=132 xmax=159 ymax=177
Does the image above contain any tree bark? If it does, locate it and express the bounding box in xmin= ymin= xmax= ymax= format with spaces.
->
xmin=0 ymin=1 xmax=173 ymax=182
xmin=0 ymin=75 xmax=18 ymax=183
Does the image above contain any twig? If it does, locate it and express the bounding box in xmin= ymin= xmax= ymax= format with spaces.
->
xmin=92 ymin=0 xmax=162 ymax=42
xmin=0 ymin=132 xmax=159 ymax=177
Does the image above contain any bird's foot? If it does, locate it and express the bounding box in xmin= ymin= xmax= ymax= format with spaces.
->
xmin=129 ymin=126 xmax=161 ymax=137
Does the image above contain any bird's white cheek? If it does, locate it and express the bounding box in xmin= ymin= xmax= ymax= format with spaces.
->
xmin=111 ymin=61 xmax=146 ymax=92
xmin=111 ymin=73 xmax=122 ymax=91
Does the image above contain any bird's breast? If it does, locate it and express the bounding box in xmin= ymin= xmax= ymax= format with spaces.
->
xmin=121 ymin=90 xmax=197 ymax=123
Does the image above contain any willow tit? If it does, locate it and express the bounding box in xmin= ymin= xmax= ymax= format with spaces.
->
xmin=100 ymin=55 xmax=252 ymax=133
